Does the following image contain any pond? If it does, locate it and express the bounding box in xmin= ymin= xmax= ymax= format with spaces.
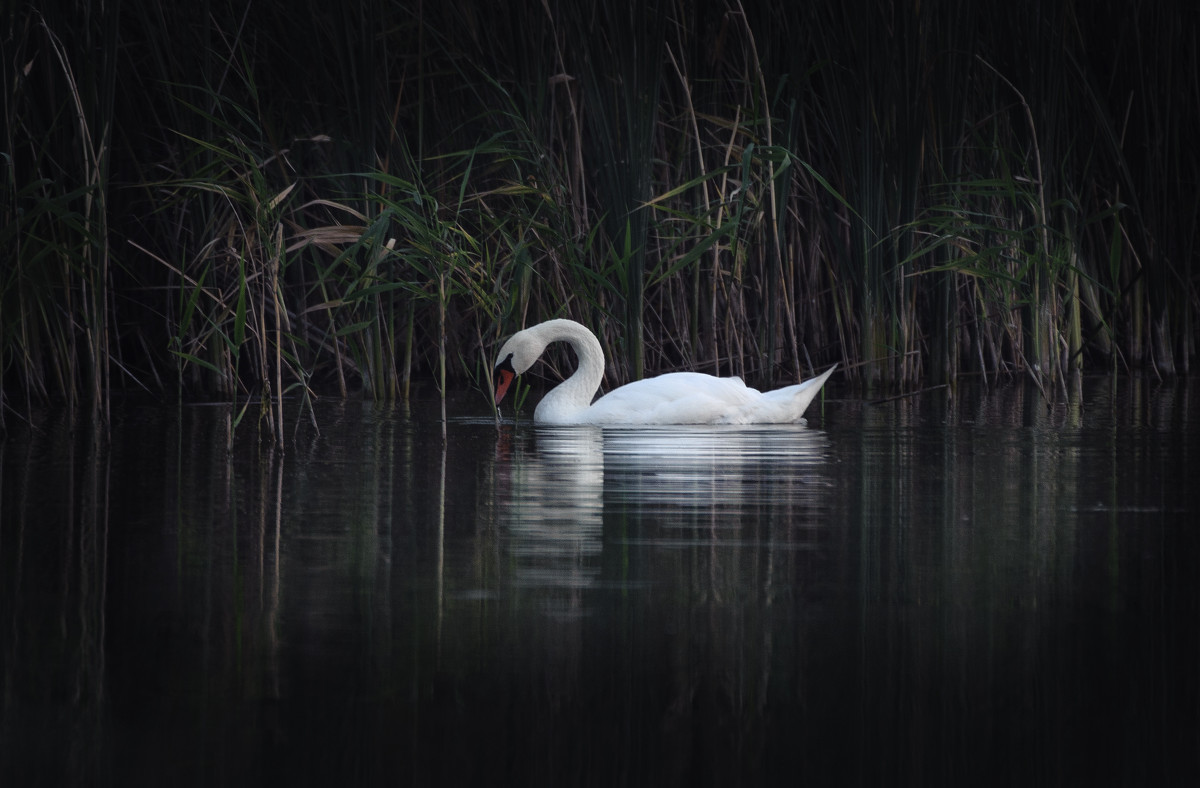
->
xmin=2 ymin=377 xmax=1197 ymax=786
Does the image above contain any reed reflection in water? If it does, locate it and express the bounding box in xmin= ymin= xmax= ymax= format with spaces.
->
xmin=1 ymin=381 xmax=1197 ymax=786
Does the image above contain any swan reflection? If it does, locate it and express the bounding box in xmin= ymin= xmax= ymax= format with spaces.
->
xmin=499 ymin=427 xmax=605 ymax=591
xmin=497 ymin=425 xmax=830 ymax=590
xmin=603 ymin=426 xmax=831 ymax=562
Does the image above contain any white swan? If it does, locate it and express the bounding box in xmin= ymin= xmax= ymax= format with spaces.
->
xmin=492 ymin=319 xmax=836 ymax=425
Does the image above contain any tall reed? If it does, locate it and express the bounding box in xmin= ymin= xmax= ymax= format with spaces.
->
xmin=2 ymin=7 xmax=119 ymax=425
xmin=2 ymin=0 xmax=1195 ymax=426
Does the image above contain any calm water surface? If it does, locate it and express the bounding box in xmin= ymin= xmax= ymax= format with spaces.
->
xmin=2 ymin=377 xmax=1197 ymax=786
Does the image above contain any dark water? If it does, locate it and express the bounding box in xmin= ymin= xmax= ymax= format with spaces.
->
xmin=2 ymin=378 xmax=1197 ymax=786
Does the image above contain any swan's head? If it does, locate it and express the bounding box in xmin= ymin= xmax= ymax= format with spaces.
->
xmin=492 ymin=329 xmax=540 ymax=404
xmin=493 ymin=319 xmax=597 ymax=407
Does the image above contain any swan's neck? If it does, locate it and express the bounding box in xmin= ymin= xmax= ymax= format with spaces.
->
xmin=530 ymin=319 xmax=605 ymax=423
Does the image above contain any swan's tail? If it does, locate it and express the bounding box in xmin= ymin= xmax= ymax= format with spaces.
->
xmin=760 ymin=364 xmax=837 ymax=420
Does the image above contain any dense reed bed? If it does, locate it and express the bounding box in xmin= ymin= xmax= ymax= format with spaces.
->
xmin=3 ymin=0 xmax=1197 ymax=432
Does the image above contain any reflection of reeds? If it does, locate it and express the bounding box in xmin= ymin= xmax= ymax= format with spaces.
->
xmin=2 ymin=1 xmax=1195 ymax=427
xmin=1 ymin=417 xmax=109 ymax=782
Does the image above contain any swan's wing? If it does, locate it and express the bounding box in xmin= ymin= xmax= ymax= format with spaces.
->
xmin=581 ymin=373 xmax=760 ymax=425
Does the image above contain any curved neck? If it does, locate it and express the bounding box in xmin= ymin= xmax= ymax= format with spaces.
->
xmin=530 ymin=319 xmax=605 ymax=421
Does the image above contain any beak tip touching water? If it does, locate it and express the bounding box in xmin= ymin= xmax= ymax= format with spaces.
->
xmin=494 ymin=367 xmax=515 ymax=405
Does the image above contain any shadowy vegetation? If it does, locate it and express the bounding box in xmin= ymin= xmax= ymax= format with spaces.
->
xmin=3 ymin=0 xmax=1197 ymax=432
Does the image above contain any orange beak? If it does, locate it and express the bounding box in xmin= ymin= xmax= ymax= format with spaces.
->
xmin=494 ymin=366 xmax=516 ymax=404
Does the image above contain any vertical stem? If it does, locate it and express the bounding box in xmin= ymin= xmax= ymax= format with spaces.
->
xmin=738 ymin=0 xmax=798 ymax=384
xmin=271 ymin=224 xmax=285 ymax=450
xmin=666 ymin=42 xmax=709 ymax=367
xmin=403 ymin=303 xmax=414 ymax=401
xmin=439 ymin=266 xmax=447 ymax=441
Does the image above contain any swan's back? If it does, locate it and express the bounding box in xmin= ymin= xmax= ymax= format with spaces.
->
xmin=556 ymin=366 xmax=836 ymax=426
xmin=576 ymin=373 xmax=757 ymax=425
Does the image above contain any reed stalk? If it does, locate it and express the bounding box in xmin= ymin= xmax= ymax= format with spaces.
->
xmin=1 ymin=0 xmax=1195 ymax=419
